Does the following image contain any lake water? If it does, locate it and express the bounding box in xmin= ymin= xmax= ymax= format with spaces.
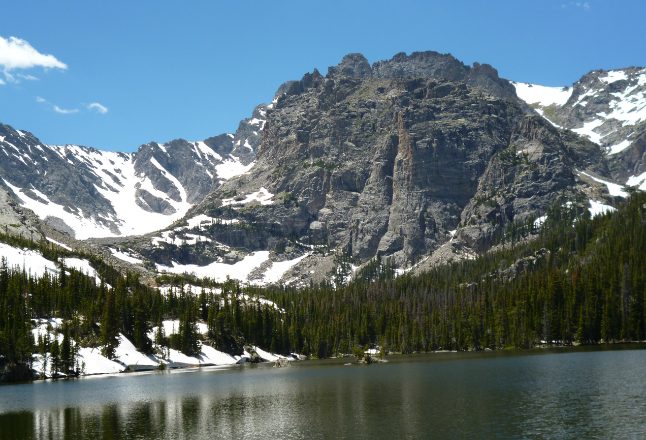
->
xmin=1 ymin=347 xmax=645 ymax=439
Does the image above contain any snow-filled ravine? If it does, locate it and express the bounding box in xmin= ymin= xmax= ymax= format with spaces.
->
xmin=31 ymin=318 xmax=296 ymax=379
xmin=2 ymin=141 xmax=254 ymax=240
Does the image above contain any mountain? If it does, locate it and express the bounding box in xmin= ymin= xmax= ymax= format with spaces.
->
xmin=512 ymin=67 xmax=646 ymax=187
xmin=0 ymin=104 xmax=265 ymax=239
xmin=0 ymin=51 xmax=644 ymax=286
xmin=122 ymin=52 xmax=625 ymax=285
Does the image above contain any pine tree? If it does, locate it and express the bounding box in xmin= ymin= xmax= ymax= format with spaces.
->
xmin=101 ymin=289 xmax=119 ymax=358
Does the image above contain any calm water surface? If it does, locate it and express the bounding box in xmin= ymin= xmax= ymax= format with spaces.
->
xmin=1 ymin=347 xmax=645 ymax=439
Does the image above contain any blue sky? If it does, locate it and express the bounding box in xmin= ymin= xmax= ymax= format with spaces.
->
xmin=1 ymin=0 xmax=644 ymax=151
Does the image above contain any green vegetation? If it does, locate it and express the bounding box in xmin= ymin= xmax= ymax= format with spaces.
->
xmin=1 ymin=193 xmax=645 ymax=381
xmin=256 ymin=193 xmax=645 ymax=356
xmin=0 ymin=237 xmax=286 ymax=381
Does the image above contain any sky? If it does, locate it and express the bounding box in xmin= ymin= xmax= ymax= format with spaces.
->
xmin=0 ymin=0 xmax=645 ymax=151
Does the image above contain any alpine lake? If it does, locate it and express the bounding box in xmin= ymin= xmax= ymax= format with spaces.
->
xmin=1 ymin=345 xmax=645 ymax=439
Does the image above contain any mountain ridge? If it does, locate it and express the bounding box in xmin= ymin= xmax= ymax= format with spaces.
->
xmin=1 ymin=50 xmax=644 ymax=286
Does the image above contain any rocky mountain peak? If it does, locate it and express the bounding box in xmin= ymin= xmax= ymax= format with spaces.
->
xmin=138 ymin=52 xmax=619 ymax=287
xmin=327 ymin=53 xmax=372 ymax=78
xmin=372 ymin=50 xmax=466 ymax=81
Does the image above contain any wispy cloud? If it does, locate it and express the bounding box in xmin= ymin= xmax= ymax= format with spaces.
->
xmin=36 ymin=96 xmax=78 ymax=115
xmin=53 ymin=105 xmax=79 ymax=114
xmin=87 ymin=102 xmax=109 ymax=114
xmin=561 ymin=1 xmax=591 ymax=10
xmin=17 ymin=73 xmax=38 ymax=81
xmin=0 ymin=36 xmax=67 ymax=84
xmin=37 ymin=96 xmax=108 ymax=116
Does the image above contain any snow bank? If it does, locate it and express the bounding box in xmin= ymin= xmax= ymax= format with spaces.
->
xmin=199 ymin=344 xmax=238 ymax=365
xmin=3 ymin=178 xmax=119 ymax=240
xmin=0 ymin=243 xmax=58 ymax=277
xmin=151 ymin=230 xmax=214 ymax=247
xmin=28 ymin=317 xmax=284 ymax=378
xmin=114 ymin=334 xmax=159 ymax=370
xmin=252 ymin=346 xmax=286 ymax=362
xmin=572 ymin=119 xmax=604 ymax=145
xmin=77 ymin=347 xmax=124 ymax=375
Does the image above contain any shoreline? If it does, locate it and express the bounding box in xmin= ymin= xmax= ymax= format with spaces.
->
xmin=4 ymin=341 xmax=645 ymax=385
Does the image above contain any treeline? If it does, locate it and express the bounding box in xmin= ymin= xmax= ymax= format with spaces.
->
xmin=256 ymin=193 xmax=646 ymax=357
xmin=1 ymin=193 xmax=645 ymax=380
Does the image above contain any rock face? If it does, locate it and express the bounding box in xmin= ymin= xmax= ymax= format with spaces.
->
xmin=0 ymin=105 xmax=265 ymax=239
xmin=0 ymin=185 xmax=43 ymax=239
xmin=136 ymin=51 xmax=617 ymax=285
xmin=1 ymin=51 xmax=642 ymax=285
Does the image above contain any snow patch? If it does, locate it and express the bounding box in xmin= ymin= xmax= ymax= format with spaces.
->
xmin=626 ymin=171 xmax=646 ymax=190
xmin=252 ymin=346 xmax=288 ymax=362
xmin=0 ymin=242 xmax=58 ymax=278
xmin=45 ymin=237 xmax=72 ymax=251
xmin=184 ymin=214 xmax=240 ymax=229
xmin=533 ymin=215 xmax=548 ymax=229
xmin=215 ymin=157 xmax=255 ymax=180
xmin=572 ymin=119 xmax=605 ymax=145
xmin=109 ymin=248 xmax=143 ymax=265
xmin=156 ymin=251 xmax=271 ymax=282
xmin=62 ymin=257 xmax=101 ymax=285
xmin=578 ymin=171 xmax=628 ymax=198
xmin=588 ymin=200 xmax=616 ymax=218
xmin=607 ymin=139 xmax=632 ymax=155
xmin=600 ymin=70 xmax=628 ymax=84
xmin=222 ymin=187 xmax=274 ymax=207
xmin=77 ymin=347 xmax=124 ymax=375
xmin=114 ymin=333 xmax=159 ymax=370
xmin=260 ymin=253 xmax=310 ymax=285
xmin=512 ymin=82 xmax=572 ymax=107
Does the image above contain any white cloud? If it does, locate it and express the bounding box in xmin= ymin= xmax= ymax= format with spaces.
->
xmin=0 ymin=36 xmax=66 ymax=84
xmin=53 ymin=105 xmax=79 ymax=115
xmin=35 ymin=96 xmax=46 ymax=103
xmin=87 ymin=102 xmax=108 ymax=114
xmin=0 ymin=36 xmax=67 ymax=71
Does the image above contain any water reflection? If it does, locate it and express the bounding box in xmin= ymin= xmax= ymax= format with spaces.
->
xmin=1 ymin=348 xmax=645 ymax=440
